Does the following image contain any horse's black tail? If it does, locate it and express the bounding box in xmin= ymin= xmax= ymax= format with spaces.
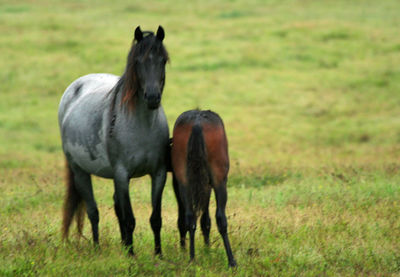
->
xmin=187 ymin=124 xmax=210 ymax=215
xmin=62 ymin=160 xmax=85 ymax=240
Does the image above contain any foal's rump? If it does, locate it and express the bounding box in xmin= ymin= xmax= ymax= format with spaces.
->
xmin=172 ymin=110 xmax=230 ymax=211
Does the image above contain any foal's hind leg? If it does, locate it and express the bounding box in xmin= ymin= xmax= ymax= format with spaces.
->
xmin=70 ymin=165 xmax=99 ymax=244
xmin=200 ymin=188 xmax=212 ymax=246
xmin=172 ymin=174 xmax=187 ymax=248
xmin=185 ymin=205 xmax=196 ymax=261
xmin=214 ymin=178 xmax=237 ymax=267
xmin=177 ymin=181 xmax=197 ymax=261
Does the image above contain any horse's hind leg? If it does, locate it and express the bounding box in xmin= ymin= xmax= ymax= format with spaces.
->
xmin=113 ymin=171 xmax=135 ymax=255
xmin=70 ymin=165 xmax=99 ymax=244
xmin=214 ymin=178 xmax=237 ymax=267
xmin=200 ymin=188 xmax=212 ymax=246
xmin=150 ymin=170 xmax=167 ymax=255
xmin=172 ymin=174 xmax=187 ymax=248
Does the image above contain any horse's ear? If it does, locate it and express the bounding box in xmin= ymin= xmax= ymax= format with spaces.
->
xmin=134 ymin=26 xmax=143 ymax=42
xmin=156 ymin=26 xmax=165 ymax=41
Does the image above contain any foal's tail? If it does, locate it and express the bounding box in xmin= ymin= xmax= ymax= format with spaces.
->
xmin=187 ymin=124 xmax=210 ymax=215
xmin=62 ymin=160 xmax=85 ymax=240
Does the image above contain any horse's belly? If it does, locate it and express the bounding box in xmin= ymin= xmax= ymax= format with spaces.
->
xmin=64 ymin=141 xmax=114 ymax=178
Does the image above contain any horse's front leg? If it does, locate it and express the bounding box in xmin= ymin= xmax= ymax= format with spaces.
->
xmin=150 ymin=168 xmax=167 ymax=256
xmin=113 ymin=168 xmax=135 ymax=255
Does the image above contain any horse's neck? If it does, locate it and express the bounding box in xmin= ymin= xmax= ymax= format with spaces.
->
xmin=114 ymin=89 xmax=158 ymax=127
xmin=134 ymin=99 xmax=159 ymax=125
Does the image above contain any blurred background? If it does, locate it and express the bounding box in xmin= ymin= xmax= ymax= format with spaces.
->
xmin=1 ymin=0 xmax=399 ymax=175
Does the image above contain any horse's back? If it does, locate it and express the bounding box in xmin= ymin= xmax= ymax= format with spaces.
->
xmin=172 ymin=110 xmax=229 ymax=186
xmin=59 ymin=73 xmax=119 ymax=178
xmin=58 ymin=73 xmax=118 ymax=122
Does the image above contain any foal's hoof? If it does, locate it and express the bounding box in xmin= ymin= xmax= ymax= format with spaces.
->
xmin=93 ymin=244 xmax=101 ymax=252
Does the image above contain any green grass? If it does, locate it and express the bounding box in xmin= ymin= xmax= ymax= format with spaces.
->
xmin=1 ymin=0 xmax=400 ymax=275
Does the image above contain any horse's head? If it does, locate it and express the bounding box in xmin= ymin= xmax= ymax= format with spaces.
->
xmin=133 ymin=26 xmax=168 ymax=110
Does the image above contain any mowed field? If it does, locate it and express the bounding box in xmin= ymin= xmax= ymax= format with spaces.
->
xmin=1 ymin=0 xmax=400 ymax=275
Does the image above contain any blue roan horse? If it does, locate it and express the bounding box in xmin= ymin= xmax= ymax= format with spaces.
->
xmin=58 ymin=26 xmax=169 ymax=256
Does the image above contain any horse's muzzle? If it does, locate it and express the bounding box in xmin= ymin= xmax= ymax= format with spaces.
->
xmin=147 ymin=100 xmax=160 ymax=110
xmin=145 ymin=93 xmax=161 ymax=109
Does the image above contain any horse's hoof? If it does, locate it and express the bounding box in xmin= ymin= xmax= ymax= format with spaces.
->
xmin=155 ymin=247 xmax=162 ymax=257
xmin=189 ymin=256 xmax=195 ymax=264
xmin=126 ymin=246 xmax=135 ymax=257
xmin=228 ymin=259 xmax=237 ymax=268
xmin=180 ymin=241 xmax=186 ymax=250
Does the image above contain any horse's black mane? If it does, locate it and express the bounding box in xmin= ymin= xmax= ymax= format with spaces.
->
xmin=111 ymin=30 xmax=169 ymax=111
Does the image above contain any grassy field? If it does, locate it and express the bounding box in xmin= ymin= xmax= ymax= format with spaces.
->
xmin=1 ymin=0 xmax=400 ymax=275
